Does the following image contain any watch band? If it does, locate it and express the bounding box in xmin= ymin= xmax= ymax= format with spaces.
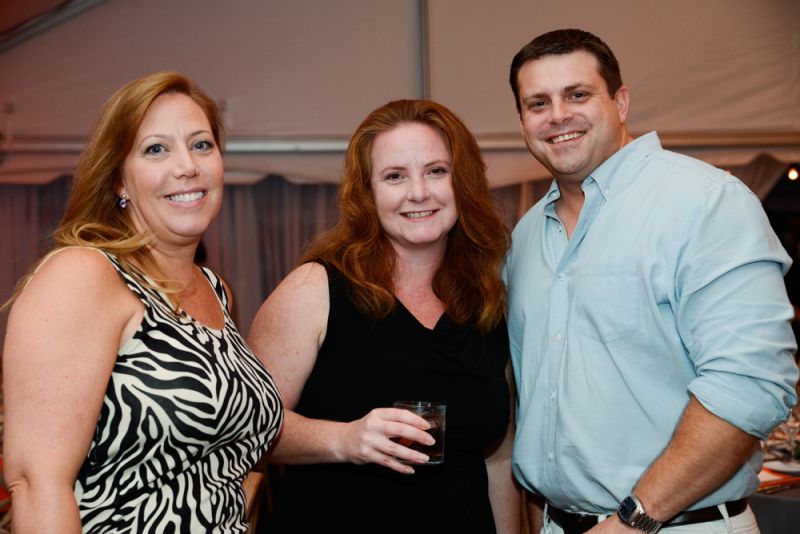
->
xmin=617 ymin=495 xmax=662 ymax=534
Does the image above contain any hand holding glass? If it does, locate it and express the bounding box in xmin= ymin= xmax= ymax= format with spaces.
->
xmin=393 ymin=401 xmax=446 ymax=465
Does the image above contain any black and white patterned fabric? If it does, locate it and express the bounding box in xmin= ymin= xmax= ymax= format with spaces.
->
xmin=73 ymin=253 xmax=282 ymax=533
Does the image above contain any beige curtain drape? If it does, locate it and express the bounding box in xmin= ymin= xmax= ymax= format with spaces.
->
xmin=0 ymin=155 xmax=793 ymax=350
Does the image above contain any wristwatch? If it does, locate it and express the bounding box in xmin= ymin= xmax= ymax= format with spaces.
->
xmin=617 ymin=495 xmax=662 ymax=534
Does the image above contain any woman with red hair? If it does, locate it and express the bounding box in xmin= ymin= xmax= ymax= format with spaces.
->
xmin=248 ymin=99 xmax=519 ymax=533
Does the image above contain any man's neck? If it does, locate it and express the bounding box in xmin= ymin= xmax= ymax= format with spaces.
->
xmin=555 ymin=180 xmax=585 ymax=239
xmin=553 ymin=129 xmax=635 ymax=238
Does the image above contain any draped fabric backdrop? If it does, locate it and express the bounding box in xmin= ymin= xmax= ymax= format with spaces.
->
xmin=0 ymin=155 xmax=791 ymax=355
xmin=0 ymin=175 xmax=523 ymax=350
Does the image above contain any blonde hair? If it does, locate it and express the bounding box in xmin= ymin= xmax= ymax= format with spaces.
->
xmin=5 ymin=71 xmax=223 ymax=307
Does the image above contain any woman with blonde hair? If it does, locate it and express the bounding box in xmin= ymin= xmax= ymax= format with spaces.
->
xmin=2 ymin=72 xmax=282 ymax=532
xmin=248 ymin=99 xmax=519 ymax=533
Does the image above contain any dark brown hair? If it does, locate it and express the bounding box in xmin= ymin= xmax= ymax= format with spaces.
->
xmin=510 ymin=28 xmax=623 ymax=113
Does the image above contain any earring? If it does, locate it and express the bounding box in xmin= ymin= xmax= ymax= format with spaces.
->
xmin=118 ymin=192 xmax=130 ymax=209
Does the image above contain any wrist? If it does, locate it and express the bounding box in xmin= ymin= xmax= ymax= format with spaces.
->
xmin=329 ymin=421 xmax=351 ymax=463
xmin=617 ymin=495 xmax=662 ymax=534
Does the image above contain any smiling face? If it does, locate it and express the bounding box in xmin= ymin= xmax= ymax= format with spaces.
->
xmin=517 ymin=50 xmax=630 ymax=185
xmin=120 ymin=92 xmax=224 ymax=252
xmin=370 ymin=122 xmax=457 ymax=257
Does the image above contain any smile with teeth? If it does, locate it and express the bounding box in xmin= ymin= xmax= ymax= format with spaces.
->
xmin=404 ymin=210 xmax=435 ymax=219
xmin=166 ymin=191 xmax=205 ymax=203
xmin=549 ymin=131 xmax=584 ymax=144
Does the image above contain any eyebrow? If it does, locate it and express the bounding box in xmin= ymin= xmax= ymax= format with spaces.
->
xmin=426 ymin=159 xmax=451 ymax=167
xmin=377 ymin=165 xmax=405 ymax=174
xmin=138 ymin=129 xmax=213 ymax=143
xmin=522 ymin=82 xmax=596 ymax=104
xmin=376 ymin=159 xmax=451 ymax=175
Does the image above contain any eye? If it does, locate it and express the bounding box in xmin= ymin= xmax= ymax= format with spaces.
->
xmin=193 ymin=139 xmax=214 ymax=151
xmin=527 ymin=100 xmax=547 ymax=112
xmin=145 ymin=143 xmax=166 ymax=155
xmin=429 ymin=166 xmax=449 ymax=177
xmin=570 ymin=91 xmax=590 ymax=101
xmin=384 ymin=172 xmax=403 ymax=183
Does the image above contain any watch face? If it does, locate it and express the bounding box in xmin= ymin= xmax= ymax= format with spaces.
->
xmin=618 ymin=496 xmax=638 ymax=521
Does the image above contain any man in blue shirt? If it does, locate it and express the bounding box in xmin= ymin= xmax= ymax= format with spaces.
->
xmin=505 ymin=28 xmax=799 ymax=534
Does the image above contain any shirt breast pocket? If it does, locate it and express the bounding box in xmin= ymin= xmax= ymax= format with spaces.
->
xmin=574 ymin=263 xmax=640 ymax=342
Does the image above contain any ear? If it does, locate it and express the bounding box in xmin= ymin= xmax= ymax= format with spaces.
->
xmin=614 ymin=85 xmax=630 ymax=124
xmin=116 ymin=175 xmax=127 ymax=196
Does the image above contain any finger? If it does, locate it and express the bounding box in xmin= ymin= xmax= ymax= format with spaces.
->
xmin=378 ymin=454 xmax=419 ymax=475
xmin=381 ymin=438 xmax=430 ymax=464
xmin=377 ymin=408 xmax=431 ymax=429
xmin=384 ymin=422 xmax=435 ymax=446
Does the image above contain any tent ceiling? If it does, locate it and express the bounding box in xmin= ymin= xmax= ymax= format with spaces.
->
xmin=1 ymin=0 xmax=798 ymax=186
xmin=0 ymin=0 xmax=65 ymax=36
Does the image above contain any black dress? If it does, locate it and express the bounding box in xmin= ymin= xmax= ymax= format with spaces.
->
xmin=265 ymin=265 xmax=510 ymax=534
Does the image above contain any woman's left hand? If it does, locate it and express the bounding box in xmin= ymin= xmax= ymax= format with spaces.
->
xmin=331 ymin=407 xmax=435 ymax=474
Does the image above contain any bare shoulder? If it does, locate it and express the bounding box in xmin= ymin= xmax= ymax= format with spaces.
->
xmin=251 ymin=262 xmax=328 ymax=328
xmin=258 ymin=262 xmax=327 ymax=315
xmin=247 ymin=262 xmax=329 ymax=352
xmin=2 ymin=248 xmax=139 ymax=497
xmin=12 ymin=247 xmax=139 ymax=327
xmin=247 ymin=262 xmax=330 ymax=406
xmin=26 ymin=247 xmax=123 ymax=295
xmin=276 ymin=261 xmax=328 ymax=294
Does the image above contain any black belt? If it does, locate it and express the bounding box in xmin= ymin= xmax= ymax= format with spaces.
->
xmin=546 ymin=498 xmax=748 ymax=534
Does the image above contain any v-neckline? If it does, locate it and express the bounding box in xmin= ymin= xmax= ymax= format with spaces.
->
xmin=395 ymin=298 xmax=447 ymax=331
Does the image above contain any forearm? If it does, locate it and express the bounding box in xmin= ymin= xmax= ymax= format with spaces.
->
xmin=525 ymin=492 xmax=545 ymax=534
xmin=486 ymin=455 xmax=522 ymax=534
xmin=266 ymin=409 xmax=347 ymax=464
xmin=632 ymin=396 xmax=758 ymax=521
xmin=486 ymin=398 xmax=522 ymax=534
xmin=10 ymin=480 xmax=83 ymax=533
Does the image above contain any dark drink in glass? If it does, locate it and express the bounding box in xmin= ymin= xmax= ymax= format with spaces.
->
xmin=393 ymin=401 xmax=446 ymax=465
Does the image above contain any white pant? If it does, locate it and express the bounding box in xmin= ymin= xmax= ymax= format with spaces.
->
xmin=541 ymin=505 xmax=759 ymax=534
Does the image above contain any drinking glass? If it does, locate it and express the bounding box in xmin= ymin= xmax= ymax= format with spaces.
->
xmin=393 ymin=401 xmax=446 ymax=465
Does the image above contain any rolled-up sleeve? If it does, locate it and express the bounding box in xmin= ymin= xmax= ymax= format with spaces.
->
xmin=676 ymin=179 xmax=798 ymax=439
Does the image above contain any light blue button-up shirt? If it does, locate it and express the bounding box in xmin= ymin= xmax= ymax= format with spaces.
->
xmin=505 ymin=132 xmax=798 ymax=513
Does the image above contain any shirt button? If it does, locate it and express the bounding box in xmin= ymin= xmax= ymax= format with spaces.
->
xmin=547 ymin=452 xmax=555 ymax=461
xmin=558 ymin=273 xmax=566 ymax=281
xmin=549 ymin=391 xmax=556 ymax=400
xmin=554 ymin=332 xmax=562 ymax=342
xmin=570 ymin=506 xmax=579 ymax=512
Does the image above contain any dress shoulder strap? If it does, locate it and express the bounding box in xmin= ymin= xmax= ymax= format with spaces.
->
xmin=198 ymin=266 xmax=230 ymax=311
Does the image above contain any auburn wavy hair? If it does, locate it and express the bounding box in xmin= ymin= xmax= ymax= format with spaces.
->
xmin=303 ymin=99 xmax=510 ymax=333
xmin=6 ymin=71 xmax=223 ymax=306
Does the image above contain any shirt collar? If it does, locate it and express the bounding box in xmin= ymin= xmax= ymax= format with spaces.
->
xmin=543 ymin=180 xmax=561 ymax=217
xmin=587 ymin=131 xmax=661 ymax=200
xmin=541 ymin=131 xmax=661 ymax=214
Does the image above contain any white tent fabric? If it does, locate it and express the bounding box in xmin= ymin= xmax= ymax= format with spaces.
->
xmin=0 ymin=0 xmax=798 ymax=186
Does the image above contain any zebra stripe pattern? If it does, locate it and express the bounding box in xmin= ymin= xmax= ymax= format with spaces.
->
xmin=74 ymin=253 xmax=283 ymax=533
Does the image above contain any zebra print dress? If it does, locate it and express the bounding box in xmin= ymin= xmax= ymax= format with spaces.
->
xmin=73 ymin=253 xmax=283 ymax=533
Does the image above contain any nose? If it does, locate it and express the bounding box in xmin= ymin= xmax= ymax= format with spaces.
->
xmin=549 ymin=99 xmax=572 ymax=124
xmin=174 ymin=146 xmax=199 ymax=178
xmin=406 ymin=175 xmax=430 ymax=201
